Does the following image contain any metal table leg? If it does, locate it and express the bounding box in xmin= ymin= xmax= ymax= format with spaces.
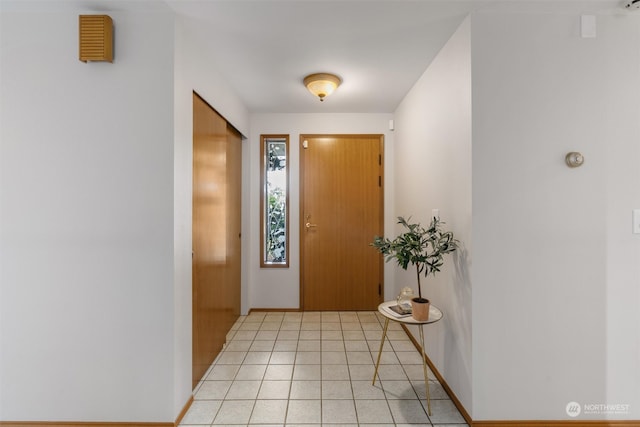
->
xmin=372 ymin=317 xmax=389 ymax=385
xmin=418 ymin=324 xmax=432 ymax=416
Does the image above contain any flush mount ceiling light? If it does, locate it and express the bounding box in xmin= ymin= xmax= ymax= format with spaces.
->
xmin=303 ymin=73 xmax=342 ymax=102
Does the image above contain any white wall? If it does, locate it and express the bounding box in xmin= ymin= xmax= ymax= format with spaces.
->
xmin=471 ymin=12 xmax=640 ymax=420
xmin=602 ymin=14 xmax=640 ymax=415
xmin=393 ymin=17 xmax=473 ymax=414
xmin=0 ymin=2 xmax=176 ymax=422
xmin=174 ymin=16 xmax=249 ymax=138
xmin=247 ymin=113 xmax=395 ymax=311
xmin=173 ymin=14 xmax=250 ymax=414
xmin=393 ymin=11 xmax=640 ymax=422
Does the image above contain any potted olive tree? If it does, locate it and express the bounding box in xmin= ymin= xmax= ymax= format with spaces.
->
xmin=372 ymin=216 xmax=458 ymax=321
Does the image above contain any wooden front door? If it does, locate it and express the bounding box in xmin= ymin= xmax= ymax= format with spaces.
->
xmin=192 ymin=93 xmax=241 ymax=388
xmin=300 ymin=135 xmax=384 ymax=311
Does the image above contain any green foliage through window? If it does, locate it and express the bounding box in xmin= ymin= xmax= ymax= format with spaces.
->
xmin=261 ymin=136 xmax=288 ymax=267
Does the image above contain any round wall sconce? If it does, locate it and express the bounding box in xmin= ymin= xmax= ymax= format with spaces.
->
xmin=565 ymin=152 xmax=584 ymax=168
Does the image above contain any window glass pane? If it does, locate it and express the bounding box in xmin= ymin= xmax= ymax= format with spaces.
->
xmin=261 ymin=135 xmax=289 ymax=267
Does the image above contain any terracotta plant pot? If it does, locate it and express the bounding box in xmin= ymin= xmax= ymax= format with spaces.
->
xmin=410 ymin=297 xmax=430 ymax=321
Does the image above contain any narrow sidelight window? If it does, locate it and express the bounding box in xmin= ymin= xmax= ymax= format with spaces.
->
xmin=261 ymin=135 xmax=289 ymax=267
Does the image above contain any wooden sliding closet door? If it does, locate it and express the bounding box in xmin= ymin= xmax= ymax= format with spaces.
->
xmin=192 ymin=93 xmax=242 ymax=388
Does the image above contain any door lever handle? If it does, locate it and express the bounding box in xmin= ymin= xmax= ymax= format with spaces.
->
xmin=305 ymin=222 xmax=318 ymax=229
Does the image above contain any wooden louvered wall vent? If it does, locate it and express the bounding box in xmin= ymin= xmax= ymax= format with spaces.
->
xmin=79 ymin=15 xmax=113 ymax=63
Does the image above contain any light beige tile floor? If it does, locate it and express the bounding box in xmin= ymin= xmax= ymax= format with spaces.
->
xmin=180 ymin=311 xmax=468 ymax=426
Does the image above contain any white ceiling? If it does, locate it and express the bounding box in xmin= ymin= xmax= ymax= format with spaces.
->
xmin=4 ymin=0 xmax=626 ymax=113
xmin=165 ymin=0 xmax=627 ymax=114
xmin=168 ymin=0 xmax=484 ymax=113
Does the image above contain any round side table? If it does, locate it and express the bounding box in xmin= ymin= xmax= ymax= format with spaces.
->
xmin=373 ymin=300 xmax=443 ymax=416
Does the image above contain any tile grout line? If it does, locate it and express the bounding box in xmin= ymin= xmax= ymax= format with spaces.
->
xmin=184 ymin=310 xmax=466 ymax=426
xmin=241 ymin=313 xmax=263 ymax=427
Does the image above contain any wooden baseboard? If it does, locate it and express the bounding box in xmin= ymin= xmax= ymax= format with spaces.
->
xmin=0 ymin=396 xmax=194 ymax=427
xmin=400 ymin=323 xmax=473 ymax=425
xmin=400 ymin=325 xmax=639 ymax=427
xmin=248 ymin=307 xmax=301 ymax=313
xmin=174 ymin=395 xmax=194 ymax=426
xmin=0 ymin=423 xmax=172 ymax=426
xmin=473 ymin=422 xmax=640 ymax=426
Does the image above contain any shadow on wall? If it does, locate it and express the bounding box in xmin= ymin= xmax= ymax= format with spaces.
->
xmin=446 ymin=243 xmax=472 ymax=411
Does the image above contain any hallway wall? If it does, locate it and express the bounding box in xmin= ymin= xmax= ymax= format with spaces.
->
xmin=393 ymin=11 xmax=640 ymax=421
xmin=0 ymin=2 xmax=177 ymax=422
xmin=393 ymin=16 xmax=473 ymax=415
xmin=471 ymin=11 xmax=640 ymax=420
xmin=173 ymin=14 xmax=250 ymax=415
xmin=247 ymin=113 xmax=395 ymax=312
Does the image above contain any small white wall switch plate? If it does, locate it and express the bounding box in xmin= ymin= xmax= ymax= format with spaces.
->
xmin=581 ymin=15 xmax=596 ymax=38
xmin=633 ymin=209 xmax=640 ymax=234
